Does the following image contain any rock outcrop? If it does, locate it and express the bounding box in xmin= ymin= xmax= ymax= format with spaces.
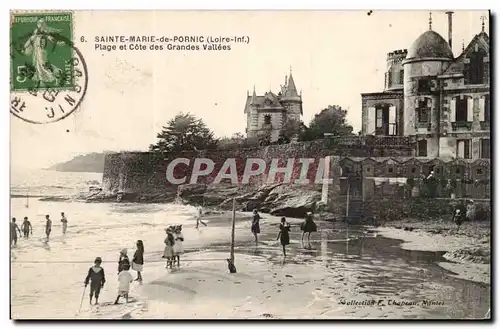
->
xmin=177 ymin=183 xmax=322 ymax=218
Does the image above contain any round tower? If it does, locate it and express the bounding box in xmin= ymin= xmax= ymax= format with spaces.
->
xmin=402 ymin=25 xmax=454 ymax=157
xmin=384 ymin=49 xmax=408 ymax=91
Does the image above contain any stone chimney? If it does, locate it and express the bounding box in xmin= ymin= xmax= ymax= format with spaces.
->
xmin=446 ymin=11 xmax=454 ymax=48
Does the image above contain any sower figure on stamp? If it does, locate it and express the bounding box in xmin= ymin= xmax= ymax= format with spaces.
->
xmin=84 ymin=257 xmax=106 ymax=305
xmin=21 ymin=217 xmax=32 ymax=239
xmin=23 ymin=19 xmax=65 ymax=86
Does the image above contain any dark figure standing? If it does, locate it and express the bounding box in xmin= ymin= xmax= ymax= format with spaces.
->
xmin=84 ymin=257 xmax=106 ymax=305
xmin=11 ymin=218 xmax=21 ymax=246
xmin=61 ymin=212 xmax=68 ymax=235
xmin=452 ymin=209 xmax=465 ymax=232
xmin=277 ymin=217 xmax=291 ymax=257
xmin=45 ymin=215 xmax=52 ymax=242
xmin=132 ymin=240 xmax=144 ymax=282
xmin=118 ymin=248 xmax=130 ymax=274
xmin=251 ymin=209 xmax=261 ymax=246
xmin=21 ymin=217 xmax=32 ymax=238
xmin=300 ymin=211 xmax=318 ymax=242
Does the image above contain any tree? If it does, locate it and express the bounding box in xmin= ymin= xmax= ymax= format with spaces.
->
xmin=149 ymin=113 xmax=218 ymax=153
xmin=303 ymin=105 xmax=354 ymax=140
xmin=278 ymin=118 xmax=302 ymax=144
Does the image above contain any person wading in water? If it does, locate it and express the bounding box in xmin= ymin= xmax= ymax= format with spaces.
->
xmin=300 ymin=211 xmax=318 ymax=242
xmin=11 ymin=218 xmax=21 ymax=247
xmin=277 ymin=217 xmax=291 ymax=257
xmin=61 ymin=212 xmax=68 ymax=235
xmin=45 ymin=215 xmax=52 ymax=242
xmin=21 ymin=217 xmax=32 ymax=239
xmin=251 ymin=209 xmax=261 ymax=246
xmin=196 ymin=205 xmax=207 ymax=229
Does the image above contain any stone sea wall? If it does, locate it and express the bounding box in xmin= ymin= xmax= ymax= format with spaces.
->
xmin=101 ymin=137 xmax=415 ymax=200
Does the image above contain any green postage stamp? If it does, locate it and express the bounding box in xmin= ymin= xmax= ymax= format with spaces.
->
xmin=10 ymin=12 xmax=74 ymax=91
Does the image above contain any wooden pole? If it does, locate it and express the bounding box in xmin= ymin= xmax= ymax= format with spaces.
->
xmin=346 ymin=182 xmax=350 ymax=254
xmin=230 ymin=197 xmax=236 ymax=265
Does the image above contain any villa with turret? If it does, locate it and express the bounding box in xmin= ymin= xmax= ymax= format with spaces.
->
xmin=244 ymin=71 xmax=303 ymax=142
xmin=361 ymin=12 xmax=490 ymax=160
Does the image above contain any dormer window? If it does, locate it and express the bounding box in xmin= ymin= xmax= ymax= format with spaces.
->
xmin=264 ymin=114 xmax=271 ymax=125
xmin=466 ymin=48 xmax=486 ymax=85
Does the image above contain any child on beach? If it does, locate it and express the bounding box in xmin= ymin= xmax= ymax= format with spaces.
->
xmin=11 ymin=218 xmax=21 ymax=246
xmin=173 ymin=225 xmax=185 ymax=268
xmin=251 ymin=209 xmax=261 ymax=246
xmin=21 ymin=217 xmax=32 ymax=239
xmin=118 ymin=249 xmax=130 ymax=274
xmin=277 ymin=217 xmax=291 ymax=257
xmin=132 ymin=240 xmax=144 ymax=282
xmin=45 ymin=215 xmax=52 ymax=242
xmin=300 ymin=211 xmax=318 ymax=242
xmin=196 ymin=206 xmax=207 ymax=229
xmin=163 ymin=227 xmax=176 ymax=269
xmin=61 ymin=212 xmax=68 ymax=235
xmin=114 ymin=263 xmax=133 ymax=304
xmin=84 ymin=257 xmax=106 ymax=305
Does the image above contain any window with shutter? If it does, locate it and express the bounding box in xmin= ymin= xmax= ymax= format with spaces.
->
xmin=457 ymin=139 xmax=472 ymax=159
xmin=456 ymin=98 xmax=468 ymax=122
xmin=485 ymin=96 xmax=490 ymax=122
xmin=376 ymin=108 xmax=383 ymax=128
xmin=481 ymin=139 xmax=490 ymax=158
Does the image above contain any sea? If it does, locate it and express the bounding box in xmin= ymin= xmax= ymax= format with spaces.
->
xmin=10 ymin=169 xmax=205 ymax=319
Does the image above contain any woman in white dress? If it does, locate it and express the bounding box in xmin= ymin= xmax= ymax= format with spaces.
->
xmin=173 ymin=225 xmax=185 ymax=267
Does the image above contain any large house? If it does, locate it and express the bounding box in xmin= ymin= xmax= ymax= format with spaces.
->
xmin=361 ymin=12 xmax=490 ymax=160
xmin=244 ymin=70 xmax=303 ymax=142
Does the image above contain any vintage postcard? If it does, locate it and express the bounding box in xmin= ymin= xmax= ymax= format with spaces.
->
xmin=10 ymin=10 xmax=491 ymax=320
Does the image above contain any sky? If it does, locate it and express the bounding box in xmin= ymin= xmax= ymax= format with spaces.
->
xmin=10 ymin=10 xmax=489 ymax=169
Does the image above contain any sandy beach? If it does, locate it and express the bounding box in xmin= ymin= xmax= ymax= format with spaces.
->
xmin=80 ymin=212 xmax=490 ymax=319
xmin=11 ymin=192 xmax=490 ymax=319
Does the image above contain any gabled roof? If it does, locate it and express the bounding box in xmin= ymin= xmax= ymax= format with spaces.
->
xmin=441 ymin=32 xmax=489 ymax=76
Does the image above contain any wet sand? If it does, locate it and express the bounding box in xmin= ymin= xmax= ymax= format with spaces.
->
xmin=377 ymin=220 xmax=491 ymax=285
xmin=81 ymin=212 xmax=490 ymax=319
